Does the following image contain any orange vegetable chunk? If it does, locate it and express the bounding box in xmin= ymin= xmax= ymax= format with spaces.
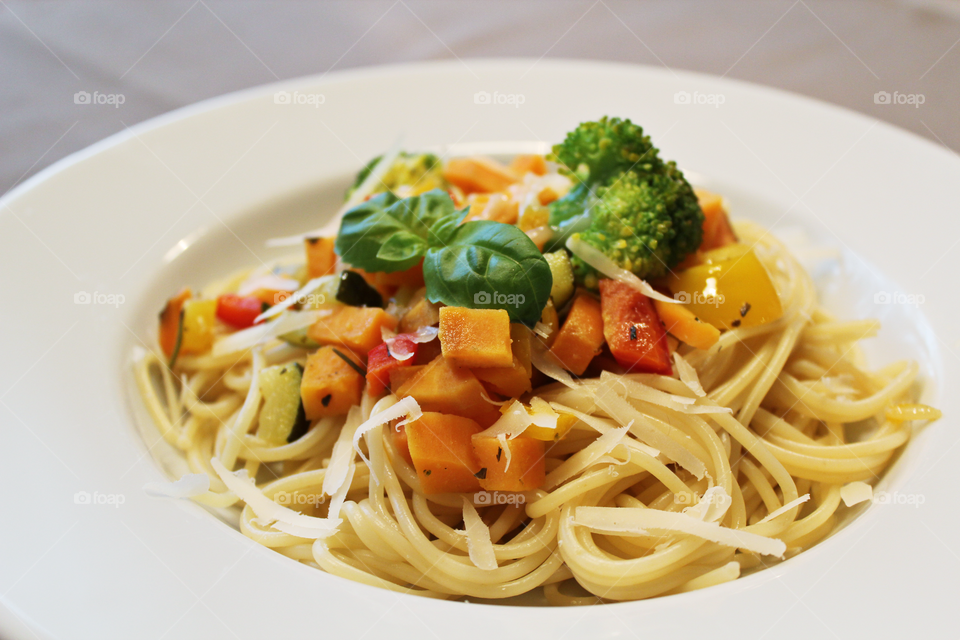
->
xmin=307 ymin=305 xmax=397 ymax=356
xmin=472 ymin=435 xmax=545 ymax=492
xmin=653 ymin=298 xmax=720 ymax=350
xmin=394 ymin=356 xmax=501 ymax=427
xmin=399 ymin=288 xmax=441 ymax=333
xmin=443 ymin=156 xmax=518 ymax=194
xmin=549 ymin=293 xmax=605 ymax=375
xmin=158 ymin=288 xmax=192 ymax=358
xmin=509 ymin=154 xmax=548 ymax=176
xmin=300 ymin=347 xmax=364 ymax=419
xmin=694 ymin=188 xmax=738 ymax=252
xmin=406 ymin=412 xmax=483 ymax=494
xmin=305 ymin=237 xmax=337 ymax=278
xmin=438 ymin=307 xmax=513 ymax=368
xmin=471 ymin=324 xmax=532 ymax=397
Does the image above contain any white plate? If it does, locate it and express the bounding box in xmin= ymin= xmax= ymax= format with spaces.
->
xmin=1 ymin=59 xmax=958 ymax=640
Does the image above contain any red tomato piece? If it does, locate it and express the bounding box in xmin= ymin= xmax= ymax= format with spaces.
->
xmin=366 ymin=335 xmax=419 ymax=396
xmin=598 ymin=279 xmax=672 ymax=375
xmin=216 ymin=294 xmax=266 ymax=329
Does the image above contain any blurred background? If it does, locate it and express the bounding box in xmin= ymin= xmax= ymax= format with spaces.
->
xmin=2 ymin=0 xmax=958 ymax=196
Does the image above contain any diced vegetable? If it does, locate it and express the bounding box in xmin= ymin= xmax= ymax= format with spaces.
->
xmin=305 ymin=237 xmax=337 ymax=279
xmin=258 ymin=363 xmax=309 ymax=444
xmin=180 ymin=299 xmax=217 ymax=355
xmin=216 ymin=294 xmax=266 ymax=329
xmin=399 ymin=288 xmax=441 ymax=333
xmin=159 ymin=287 xmax=192 ymax=360
xmin=306 ymin=305 xmax=397 ymax=355
xmin=443 ymin=156 xmax=518 ymax=194
xmin=300 ymin=347 xmax=364 ymax=419
xmin=694 ymin=188 xmax=738 ymax=251
xmin=389 ymin=364 xmax=425 ymax=391
xmin=517 ymin=204 xmax=549 ymax=232
xmin=666 ymin=244 xmax=782 ymax=331
xmin=653 ymin=298 xmax=721 ymax=350
xmin=472 ymin=325 xmax=533 ymax=397
xmin=543 ymin=250 xmax=574 ymax=307
xmin=278 ymin=327 xmax=320 ymax=349
xmin=599 ymin=279 xmax=672 ymax=375
xmin=463 ymin=193 xmax=520 ymax=225
xmin=509 ymin=154 xmax=548 ymax=176
xmin=472 ymin=435 xmax=545 ymax=492
xmin=335 ymin=270 xmax=384 ymax=308
xmin=438 ymin=307 xmax=513 ymax=368
xmin=371 ymin=262 xmax=425 ymax=289
xmin=406 ymin=412 xmax=484 ymax=494
xmin=394 ymin=356 xmax=502 ymax=427
xmin=549 ymin=293 xmax=605 ymax=375
xmin=366 ymin=335 xmax=418 ymax=397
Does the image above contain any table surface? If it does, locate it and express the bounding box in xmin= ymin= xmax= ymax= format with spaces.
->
xmin=2 ymin=0 xmax=958 ymax=196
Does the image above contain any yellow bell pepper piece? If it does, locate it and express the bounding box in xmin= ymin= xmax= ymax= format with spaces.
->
xmin=499 ymin=401 xmax=577 ymax=442
xmin=666 ymin=244 xmax=782 ymax=331
xmin=180 ymin=299 xmax=217 ymax=353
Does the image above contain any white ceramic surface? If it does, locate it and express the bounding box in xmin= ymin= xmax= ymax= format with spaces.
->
xmin=1 ymin=59 xmax=958 ymax=640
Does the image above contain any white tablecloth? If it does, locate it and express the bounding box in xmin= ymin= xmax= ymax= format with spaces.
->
xmin=2 ymin=0 xmax=958 ymax=196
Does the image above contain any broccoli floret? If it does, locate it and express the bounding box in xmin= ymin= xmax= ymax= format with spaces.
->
xmin=547 ymin=117 xmax=703 ymax=284
xmin=346 ymin=152 xmax=447 ymax=200
xmin=572 ymin=170 xmax=703 ymax=287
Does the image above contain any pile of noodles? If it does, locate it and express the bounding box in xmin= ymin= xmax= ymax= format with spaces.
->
xmin=136 ymin=221 xmax=924 ymax=604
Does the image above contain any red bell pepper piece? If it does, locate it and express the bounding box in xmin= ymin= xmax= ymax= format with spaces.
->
xmin=598 ymin=279 xmax=672 ymax=375
xmin=366 ymin=335 xmax=419 ymax=396
xmin=216 ymin=294 xmax=266 ymax=329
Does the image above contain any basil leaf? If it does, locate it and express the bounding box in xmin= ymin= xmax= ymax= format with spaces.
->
xmin=377 ymin=231 xmax=427 ymax=263
xmin=423 ymin=221 xmax=553 ymax=326
xmin=335 ymin=189 xmax=455 ymax=272
xmin=429 ymin=209 xmax=468 ymax=246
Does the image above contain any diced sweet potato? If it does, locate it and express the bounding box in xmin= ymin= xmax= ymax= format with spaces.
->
xmin=549 ymin=293 xmax=604 ymax=375
xmin=443 ymin=156 xmax=518 ymax=194
xmin=471 ymin=325 xmax=532 ymax=397
xmin=472 ymin=435 xmax=545 ymax=492
xmin=599 ymin=279 xmax=672 ymax=375
xmin=399 ymin=288 xmax=441 ymax=333
xmin=695 ymin=188 xmax=738 ymax=251
xmin=307 ymin=305 xmax=397 ymax=356
xmin=394 ymin=356 xmax=502 ymax=427
xmin=389 ymin=364 xmax=425 ymax=391
xmin=301 ymin=347 xmax=364 ymax=419
xmin=509 ymin=154 xmax=547 ymax=177
xmin=406 ymin=412 xmax=483 ymax=494
xmin=305 ymin=237 xmax=337 ymax=278
xmin=438 ymin=307 xmax=513 ymax=368
xmin=372 ymin=262 xmax=425 ymax=289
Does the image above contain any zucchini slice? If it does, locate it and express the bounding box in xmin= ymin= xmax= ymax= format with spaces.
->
xmin=258 ymin=363 xmax=309 ymax=444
